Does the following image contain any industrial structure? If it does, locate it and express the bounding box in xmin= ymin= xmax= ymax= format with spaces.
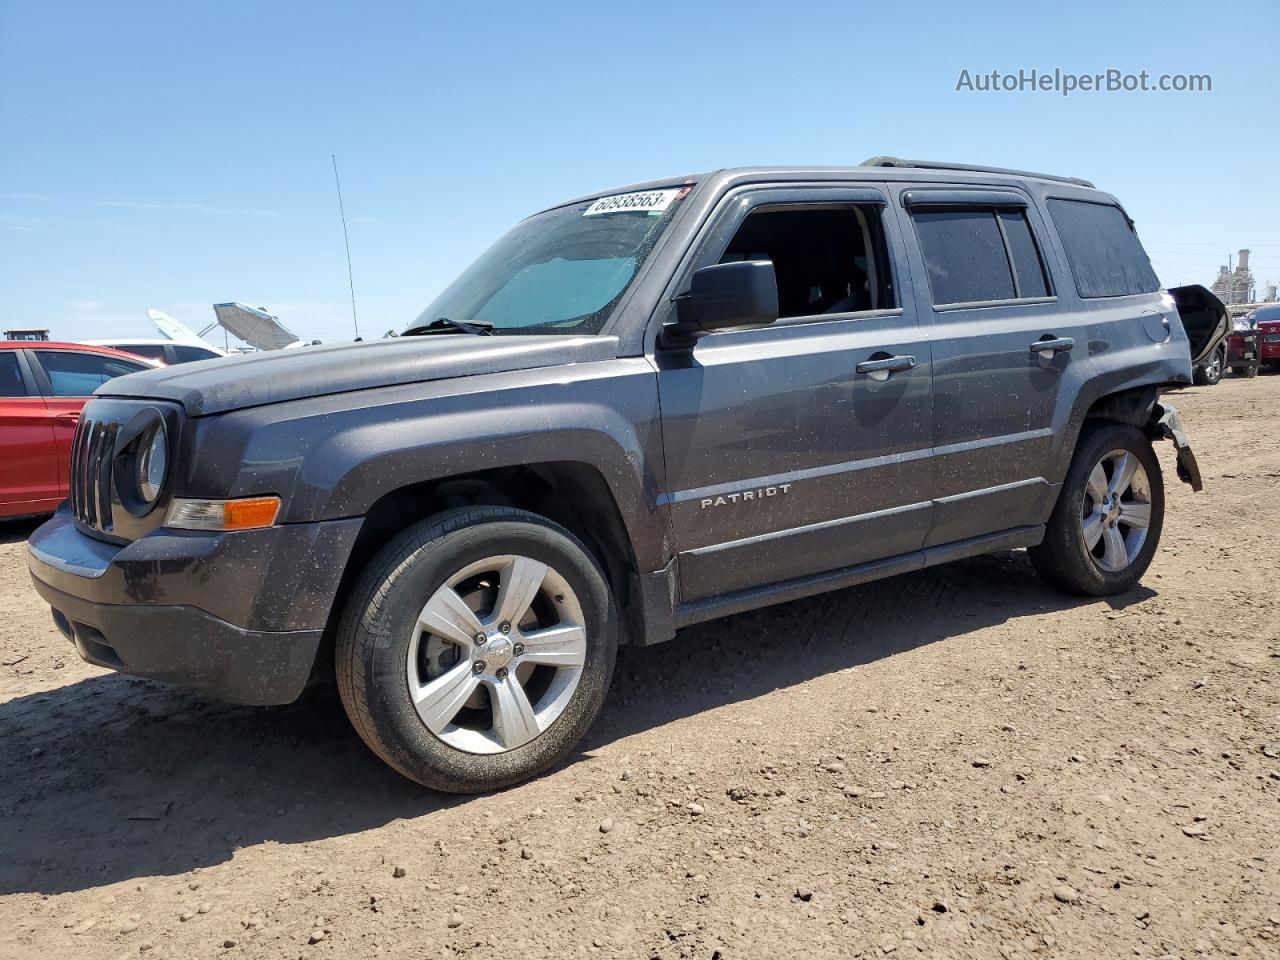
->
xmin=1211 ymin=249 xmax=1257 ymax=305
xmin=3 ymin=328 xmax=50 ymax=341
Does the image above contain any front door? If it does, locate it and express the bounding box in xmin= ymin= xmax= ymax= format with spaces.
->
xmin=891 ymin=185 xmax=1088 ymax=546
xmin=654 ymin=186 xmax=934 ymax=601
xmin=0 ymin=351 xmax=61 ymax=515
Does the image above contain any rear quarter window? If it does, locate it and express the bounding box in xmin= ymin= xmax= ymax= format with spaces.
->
xmin=0 ymin=353 xmax=26 ymax=397
xmin=1047 ymin=198 xmax=1160 ymax=298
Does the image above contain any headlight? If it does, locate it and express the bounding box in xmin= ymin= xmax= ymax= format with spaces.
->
xmin=136 ymin=425 xmax=167 ymax=504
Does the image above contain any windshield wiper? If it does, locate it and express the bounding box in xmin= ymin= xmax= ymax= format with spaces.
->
xmin=402 ymin=317 xmax=495 ymax=337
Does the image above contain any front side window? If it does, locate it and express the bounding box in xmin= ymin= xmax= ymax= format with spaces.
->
xmin=716 ymin=204 xmax=896 ymax=319
xmin=35 ymin=351 xmax=147 ymax=397
xmin=1047 ymin=198 xmax=1160 ymax=299
xmin=409 ymin=187 xmax=688 ymax=335
xmin=0 ymin=354 xmax=26 ymax=397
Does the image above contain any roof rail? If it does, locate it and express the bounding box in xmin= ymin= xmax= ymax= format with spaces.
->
xmin=861 ymin=156 xmax=1095 ymax=189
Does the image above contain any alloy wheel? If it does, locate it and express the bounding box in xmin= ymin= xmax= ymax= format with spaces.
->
xmin=407 ymin=554 xmax=587 ymax=754
xmin=1081 ymin=449 xmax=1152 ymax=573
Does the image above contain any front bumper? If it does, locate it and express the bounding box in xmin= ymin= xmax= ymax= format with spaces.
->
xmin=28 ymin=507 xmax=363 ymax=705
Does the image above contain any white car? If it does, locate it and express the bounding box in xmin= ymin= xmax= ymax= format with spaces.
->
xmin=79 ymin=338 xmax=227 ymax=366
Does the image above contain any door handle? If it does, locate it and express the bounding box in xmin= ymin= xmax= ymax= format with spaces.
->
xmin=856 ymin=355 xmax=916 ymax=376
xmin=55 ymin=412 xmax=81 ymax=422
xmin=1030 ymin=337 xmax=1074 ymax=355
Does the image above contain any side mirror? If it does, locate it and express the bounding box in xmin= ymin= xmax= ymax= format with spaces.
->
xmin=667 ymin=260 xmax=779 ymax=339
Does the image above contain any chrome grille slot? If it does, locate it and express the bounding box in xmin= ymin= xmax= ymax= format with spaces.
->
xmin=68 ymin=417 xmax=85 ymax=521
xmin=69 ymin=415 xmax=117 ymax=533
xmin=69 ymin=417 xmax=91 ymax=525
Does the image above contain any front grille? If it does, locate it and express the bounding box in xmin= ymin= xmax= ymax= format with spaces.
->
xmin=69 ymin=415 xmax=118 ymax=533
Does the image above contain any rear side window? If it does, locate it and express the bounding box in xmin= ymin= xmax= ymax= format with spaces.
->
xmin=999 ymin=211 xmax=1050 ymax=299
xmin=911 ymin=207 xmax=1050 ymax=306
xmin=0 ymin=353 xmax=26 ymax=397
xmin=34 ymin=351 xmax=147 ymax=397
xmin=170 ymin=345 xmax=219 ymax=363
xmin=117 ymin=343 xmax=169 ymax=362
xmin=1047 ymin=198 xmax=1160 ymax=298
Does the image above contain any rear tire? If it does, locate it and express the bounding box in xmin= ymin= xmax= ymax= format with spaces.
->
xmin=335 ymin=506 xmax=617 ymax=793
xmin=1029 ymin=423 xmax=1164 ymax=597
xmin=1193 ymin=345 xmax=1225 ymax=385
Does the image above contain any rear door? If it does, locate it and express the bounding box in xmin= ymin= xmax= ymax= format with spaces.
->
xmin=654 ymin=184 xmax=934 ymax=600
xmin=892 ymin=185 xmax=1088 ymax=546
xmin=0 ymin=350 xmax=61 ymax=515
xmin=28 ymin=349 xmax=151 ymax=496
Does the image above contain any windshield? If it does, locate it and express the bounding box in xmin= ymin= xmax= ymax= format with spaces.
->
xmin=408 ymin=187 xmax=689 ymax=335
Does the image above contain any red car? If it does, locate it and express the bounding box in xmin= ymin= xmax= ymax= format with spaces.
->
xmin=1256 ymin=304 xmax=1280 ymax=372
xmin=0 ymin=342 xmax=157 ymax=519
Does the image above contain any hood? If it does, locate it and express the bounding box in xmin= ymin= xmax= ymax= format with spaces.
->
xmin=95 ymin=334 xmax=620 ymax=416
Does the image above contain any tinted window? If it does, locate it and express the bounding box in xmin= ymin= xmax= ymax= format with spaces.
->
xmin=170 ymin=345 xmax=220 ymax=363
xmin=999 ymin=210 xmax=1050 ymax=298
xmin=116 ymin=343 xmax=169 ymax=362
xmin=35 ymin=351 xmax=147 ymax=397
xmin=912 ymin=209 xmax=1015 ymax=305
xmin=718 ymin=204 xmax=895 ymax=318
xmin=1047 ymin=199 xmax=1160 ymax=298
xmin=0 ymin=353 xmax=25 ymax=397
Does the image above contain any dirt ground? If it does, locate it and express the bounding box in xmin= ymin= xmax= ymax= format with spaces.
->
xmin=1 ymin=374 xmax=1277 ymax=960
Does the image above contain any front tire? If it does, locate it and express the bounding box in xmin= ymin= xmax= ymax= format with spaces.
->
xmin=1029 ymin=423 xmax=1164 ymax=596
xmin=336 ymin=507 xmax=617 ymax=793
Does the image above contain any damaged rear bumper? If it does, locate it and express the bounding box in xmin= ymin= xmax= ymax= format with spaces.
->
xmin=1152 ymin=402 xmax=1202 ymax=492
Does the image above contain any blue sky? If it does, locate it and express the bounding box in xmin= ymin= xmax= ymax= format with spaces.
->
xmin=2 ymin=0 xmax=1276 ymax=343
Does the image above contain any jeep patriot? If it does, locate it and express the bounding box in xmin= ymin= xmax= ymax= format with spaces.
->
xmin=27 ymin=158 xmax=1228 ymax=791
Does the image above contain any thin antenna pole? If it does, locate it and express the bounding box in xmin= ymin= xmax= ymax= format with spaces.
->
xmin=331 ymin=154 xmax=360 ymax=340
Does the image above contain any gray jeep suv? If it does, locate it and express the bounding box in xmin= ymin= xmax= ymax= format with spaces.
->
xmin=27 ymin=158 xmax=1227 ymax=792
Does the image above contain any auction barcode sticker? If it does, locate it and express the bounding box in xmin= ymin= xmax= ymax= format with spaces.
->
xmin=583 ymin=188 xmax=681 ymax=217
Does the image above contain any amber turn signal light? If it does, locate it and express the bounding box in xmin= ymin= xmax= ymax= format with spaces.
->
xmin=164 ymin=496 xmax=281 ymax=531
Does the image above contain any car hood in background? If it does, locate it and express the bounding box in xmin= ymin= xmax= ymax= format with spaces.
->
xmin=95 ymin=334 xmax=620 ymax=416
